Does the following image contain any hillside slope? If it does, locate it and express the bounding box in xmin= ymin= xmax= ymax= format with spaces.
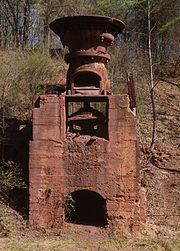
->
xmin=139 ymin=77 xmax=180 ymax=237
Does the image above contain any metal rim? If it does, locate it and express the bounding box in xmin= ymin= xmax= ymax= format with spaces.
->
xmin=50 ymin=15 xmax=125 ymax=37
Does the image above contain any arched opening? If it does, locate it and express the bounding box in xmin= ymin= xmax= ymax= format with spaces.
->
xmin=64 ymin=190 xmax=107 ymax=227
xmin=74 ymin=72 xmax=101 ymax=88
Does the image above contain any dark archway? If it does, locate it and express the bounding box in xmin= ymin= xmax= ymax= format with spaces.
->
xmin=65 ymin=190 xmax=107 ymax=227
xmin=74 ymin=72 xmax=101 ymax=88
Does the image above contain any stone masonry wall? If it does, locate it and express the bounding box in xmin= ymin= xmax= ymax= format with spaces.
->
xmin=29 ymin=94 xmax=146 ymax=233
xmin=29 ymin=95 xmax=65 ymax=228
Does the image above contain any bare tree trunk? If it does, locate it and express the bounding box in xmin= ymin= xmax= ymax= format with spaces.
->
xmin=42 ymin=0 xmax=53 ymax=50
xmin=6 ymin=0 xmax=20 ymax=47
xmin=1 ymin=88 xmax=6 ymax=160
xmin=22 ymin=1 xmax=29 ymax=48
xmin=148 ymin=0 xmax=157 ymax=150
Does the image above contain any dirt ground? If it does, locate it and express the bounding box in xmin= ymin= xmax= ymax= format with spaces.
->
xmin=0 ymin=209 xmax=180 ymax=251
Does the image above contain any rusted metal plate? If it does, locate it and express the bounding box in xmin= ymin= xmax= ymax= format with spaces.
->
xmin=49 ymin=15 xmax=125 ymax=40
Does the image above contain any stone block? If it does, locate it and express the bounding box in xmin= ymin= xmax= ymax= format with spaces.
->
xmin=33 ymin=125 xmax=60 ymax=140
xmin=29 ymin=92 xmax=145 ymax=233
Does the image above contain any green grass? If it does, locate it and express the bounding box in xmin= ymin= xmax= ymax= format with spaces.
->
xmin=0 ymin=238 xmax=75 ymax=251
xmin=106 ymin=237 xmax=180 ymax=251
xmin=0 ymin=237 xmax=179 ymax=251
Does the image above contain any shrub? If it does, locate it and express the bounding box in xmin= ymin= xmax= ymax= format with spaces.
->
xmin=0 ymin=160 xmax=26 ymax=202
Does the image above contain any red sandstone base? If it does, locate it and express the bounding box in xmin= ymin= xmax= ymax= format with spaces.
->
xmin=29 ymin=94 xmax=146 ymax=234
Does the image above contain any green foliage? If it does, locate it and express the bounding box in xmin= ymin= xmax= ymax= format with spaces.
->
xmin=124 ymin=0 xmax=146 ymax=9
xmin=0 ymin=49 xmax=66 ymax=120
xmin=136 ymin=93 xmax=146 ymax=115
xmin=0 ymin=51 xmax=24 ymax=118
xmin=160 ymin=16 xmax=180 ymax=32
xmin=105 ymin=237 xmax=180 ymax=251
xmin=22 ymin=51 xmax=57 ymax=94
xmin=0 ymin=161 xmax=26 ymax=202
xmin=94 ymin=0 xmax=119 ymax=16
xmin=124 ymin=0 xmax=161 ymax=10
xmin=0 ymin=236 xmax=179 ymax=251
xmin=0 ymin=161 xmax=26 ymax=189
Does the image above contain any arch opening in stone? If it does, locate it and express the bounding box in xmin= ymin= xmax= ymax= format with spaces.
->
xmin=64 ymin=190 xmax=107 ymax=227
xmin=74 ymin=72 xmax=101 ymax=88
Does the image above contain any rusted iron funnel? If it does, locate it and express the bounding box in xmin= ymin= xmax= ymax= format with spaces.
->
xmin=50 ymin=15 xmax=125 ymax=95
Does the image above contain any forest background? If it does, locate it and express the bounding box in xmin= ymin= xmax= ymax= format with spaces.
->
xmin=0 ymin=1 xmax=180 ymax=249
xmin=0 ymin=0 xmax=179 ymax=124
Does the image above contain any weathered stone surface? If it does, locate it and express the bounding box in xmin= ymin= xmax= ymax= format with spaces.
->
xmin=29 ymin=94 xmax=146 ymax=234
